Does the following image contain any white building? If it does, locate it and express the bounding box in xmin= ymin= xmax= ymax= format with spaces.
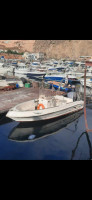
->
xmin=23 ymin=52 xmax=44 ymax=61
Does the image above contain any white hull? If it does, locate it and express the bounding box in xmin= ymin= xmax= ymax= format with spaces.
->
xmin=0 ymin=68 xmax=14 ymax=75
xmin=0 ymin=80 xmax=9 ymax=87
xmin=81 ymin=79 xmax=92 ymax=88
xmin=15 ymin=73 xmax=28 ymax=79
xmin=0 ymin=80 xmax=24 ymax=88
xmin=14 ymin=69 xmax=30 ymax=78
xmin=15 ymin=69 xmax=30 ymax=74
xmin=66 ymin=72 xmax=84 ymax=78
xmin=15 ymin=70 xmax=46 ymax=79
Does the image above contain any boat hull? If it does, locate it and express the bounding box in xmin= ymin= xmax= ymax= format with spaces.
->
xmin=49 ymin=84 xmax=72 ymax=92
xmin=45 ymin=76 xmax=64 ymax=82
xmin=27 ymin=72 xmax=46 ymax=79
xmin=45 ymin=76 xmax=80 ymax=84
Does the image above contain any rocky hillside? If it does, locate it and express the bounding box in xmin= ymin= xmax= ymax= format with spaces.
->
xmin=0 ymin=40 xmax=35 ymax=52
xmin=34 ymin=40 xmax=92 ymax=60
xmin=0 ymin=40 xmax=92 ymax=60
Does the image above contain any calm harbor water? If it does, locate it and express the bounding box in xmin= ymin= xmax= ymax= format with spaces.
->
xmin=0 ymin=84 xmax=92 ymax=160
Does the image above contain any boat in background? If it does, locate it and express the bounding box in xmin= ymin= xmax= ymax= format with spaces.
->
xmin=27 ymin=71 xmax=46 ymax=79
xmin=45 ymin=74 xmax=80 ymax=84
xmin=0 ymin=63 xmax=14 ymax=76
xmin=48 ymin=81 xmax=73 ymax=92
xmin=0 ymin=76 xmax=24 ymax=88
xmin=14 ymin=63 xmax=31 ymax=78
xmin=80 ymin=78 xmax=92 ymax=88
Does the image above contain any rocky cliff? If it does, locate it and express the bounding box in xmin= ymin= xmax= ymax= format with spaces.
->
xmin=0 ymin=40 xmax=35 ymax=52
xmin=0 ymin=40 xmax=92 ymax=60
xmin=33 ymin=40 xmax=92 ymax=59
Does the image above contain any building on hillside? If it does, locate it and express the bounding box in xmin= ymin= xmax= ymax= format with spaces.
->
xmin=80 ymin=56 xmax=92 ymax=61
xmin=23 ymin=52 xmax=44 ymax=61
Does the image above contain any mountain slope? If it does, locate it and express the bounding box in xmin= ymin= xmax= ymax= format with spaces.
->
xmin=0 ymin=40 xmax=92 ymax=59
xmin=0 ymin=40 xmax=35 ymax=52
xmin=33 ymin=40 xmax=92 ymax=59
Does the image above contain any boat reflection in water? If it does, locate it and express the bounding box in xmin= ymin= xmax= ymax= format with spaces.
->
xmin=9 ymin=110 xmax=83 ymax=142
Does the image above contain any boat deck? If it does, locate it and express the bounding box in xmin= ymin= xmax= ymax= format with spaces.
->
xmin=0 ymin=87 xmax=66 ymax=115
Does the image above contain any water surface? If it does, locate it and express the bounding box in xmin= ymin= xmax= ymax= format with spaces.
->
xmin=0 ymin=84 xmax=92 ymax=160
xmin=0 ymin=108 xmax=92 ymax=160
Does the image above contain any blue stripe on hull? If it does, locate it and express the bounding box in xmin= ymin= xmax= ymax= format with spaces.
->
xmin=50 ymin=84 xmax=72 ymax=92
xmin=45 ymin=77 xmax=80 ymax=84
xmin=45 ymin=77 xmax=64 ymax=82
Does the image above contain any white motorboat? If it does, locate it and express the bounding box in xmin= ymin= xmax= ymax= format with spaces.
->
xmin=0 ymin=80 xmax=9 ymax=87
xmin=0 ymin=78 xmax=24 ymax=88
xmin=45 ymin=74 xmax=80 ymax=84
xmin=0 ymin=63 xmax=14 ymax=75
xmin=14 ymin=63 xmax=46 ymax=79
xmin=80 ymin=79 xmax=92 ymax=88
xmin=6 ymin=95 xmax=84 ymax=122
xmin=31 ymin=61 xmax=41 ymax=68
xmin=14 ymin=63 xmax=31 ymax=78
xmin=27 ymin=71 xmax=46 ymax=79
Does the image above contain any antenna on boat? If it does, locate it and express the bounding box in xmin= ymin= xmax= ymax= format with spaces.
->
xmin=39 ymin=78 xmax=44 ymax=98
xmin=84 ymin=61 xmax=92 ymax=133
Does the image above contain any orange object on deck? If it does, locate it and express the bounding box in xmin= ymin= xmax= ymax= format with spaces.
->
xmin=37 ymin=104 xmax=45 ymax=110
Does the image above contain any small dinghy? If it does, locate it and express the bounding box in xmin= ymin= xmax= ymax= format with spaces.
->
xmin=48 ymin=81 xmax=73 ymax=92
xmin=6 ymin=95 xmax=84 ymax=122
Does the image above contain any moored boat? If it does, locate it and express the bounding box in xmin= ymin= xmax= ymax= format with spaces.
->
xmin=0 ymin=78 xmax=24 ymax=88
xmin=48 ymin=81 xmax=72 ymax=92
xmin=0 ymin=63 xmax=14 ymax=76
xmin=45 ymin=74 xmax=80 ymax=84
xmin=6 ymin=95 xmax=84 ymax=122
xmin=27 ymin=71 xmax=46 ymax=79
xmin=80 ymin=78 xmax=92 ymax=88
